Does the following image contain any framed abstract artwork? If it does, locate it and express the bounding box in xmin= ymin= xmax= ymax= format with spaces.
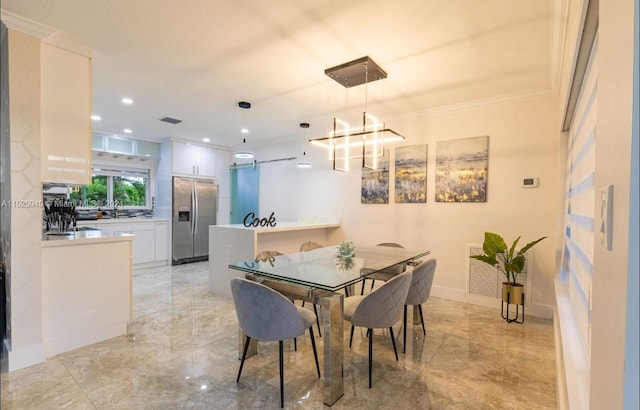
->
xmin=435 ymin=136 xmax=489 ymax=202
xmin=361 ymin=149 xmax=390 ymax=204
xmin=395 ymin=144 xmax=427 ymax=203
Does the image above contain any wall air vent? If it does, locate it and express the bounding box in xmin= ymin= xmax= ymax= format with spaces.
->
xmin=160 ymin=117 xmax=182 ymax=124
xmin=466 ymin=243 xmax=531 ymax=300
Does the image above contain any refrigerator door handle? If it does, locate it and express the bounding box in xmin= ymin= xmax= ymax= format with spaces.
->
xmin=191 ymin=184 xmax=196 ymax=234
xmin=193 ymin=182 xmax=199 ymax=234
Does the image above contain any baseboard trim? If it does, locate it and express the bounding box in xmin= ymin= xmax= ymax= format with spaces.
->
xmin=431 ymin=285 xmax=553 ymax=319
xmin=4 ymin=339 xmax=46 ymax=371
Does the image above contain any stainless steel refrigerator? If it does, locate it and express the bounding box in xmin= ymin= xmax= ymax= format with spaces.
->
xmin=172 ymin=176 xmax=218 ymax=264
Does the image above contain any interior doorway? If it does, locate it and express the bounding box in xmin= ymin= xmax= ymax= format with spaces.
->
xmin=230 ymin=164 xmax=259 ymax=224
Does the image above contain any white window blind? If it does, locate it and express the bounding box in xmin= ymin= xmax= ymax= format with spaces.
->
xmin=560 ymin=36 xmax=598 ymax=358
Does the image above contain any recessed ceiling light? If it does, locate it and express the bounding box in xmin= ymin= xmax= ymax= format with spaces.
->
xmin=202 ymin=138 xmax=210 ymax=143
xmin=121 ymin=97 xmax=133 ymax=104
xmin=123 ymin=128 xmax=132 ymax=134
xmin=91 ymin=115 xmax=101 ymax=121
xmin=241 ymin=128 xmax=249 ymax=134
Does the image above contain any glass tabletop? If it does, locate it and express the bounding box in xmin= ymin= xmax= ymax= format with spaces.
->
xmin=228 ymin=244 xmax=430 ymax=292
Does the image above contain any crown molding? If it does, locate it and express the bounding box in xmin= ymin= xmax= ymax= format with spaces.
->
xmin=0 ymin=9 xmax=92 ymax=58
xmin=42 ymin=34 xmax=93 ymax=58
xmin=390 ymin=88 xmax=556 ymax=120
xmin=0 ymin=9 xmax=56 ymax=39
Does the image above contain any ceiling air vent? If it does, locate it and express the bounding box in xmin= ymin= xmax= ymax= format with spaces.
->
xmin=160 ymin=116 xmax=182 ymax=124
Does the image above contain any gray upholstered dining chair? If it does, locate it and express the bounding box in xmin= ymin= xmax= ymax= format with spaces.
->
xmin=299 ymin=240 xmax=323 ymax=252
xmin=255 ymin=250 xmax=284 ymax=261
xmin=254 ymin=250 xmax=317 ymax=345
xmin=360 ymin=242 xmax=408 ymax=295
xmin=343 ymin=270 xmax=412 ymax=388
xmin=298 ymin=243 xmax=323 ymax=336
xmin=403 ymin=258 xmax=437 ymax=354
xmin=230 ymin=277 xmax=320 ymax=408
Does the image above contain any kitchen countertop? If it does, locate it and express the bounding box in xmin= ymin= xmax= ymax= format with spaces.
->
xmin=215 ymin=219 xmax=341 ymax=233
xmin=77 ymin=217 xmax=169 ymax=224
xmin=42 ymin=230 xmax=135 ymax=247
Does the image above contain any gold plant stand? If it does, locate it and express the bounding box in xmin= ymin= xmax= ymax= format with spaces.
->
xmin=501 ymin=282 xmax=525 ymax=324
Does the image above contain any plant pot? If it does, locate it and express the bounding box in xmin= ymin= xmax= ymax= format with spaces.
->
xmin=502 ymin=282 xmax=524 ymax=305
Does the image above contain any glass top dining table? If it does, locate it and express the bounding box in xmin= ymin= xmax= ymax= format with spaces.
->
xmin=228 ymin=244 xmax=430 ymax=406
xmin=228 ymin=244 xmax=430 ymax=293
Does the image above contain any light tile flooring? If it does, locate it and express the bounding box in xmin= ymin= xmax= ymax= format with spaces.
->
xmin=1 ymin=262 xmax=557 ymax=409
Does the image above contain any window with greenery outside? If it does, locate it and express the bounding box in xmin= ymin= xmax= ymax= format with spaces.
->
xmin=70 ymin=167 xmax=149 ymax=208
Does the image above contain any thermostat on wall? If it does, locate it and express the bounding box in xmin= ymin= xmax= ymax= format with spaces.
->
xmin=522 ymin=177 xmax=539 ymax=188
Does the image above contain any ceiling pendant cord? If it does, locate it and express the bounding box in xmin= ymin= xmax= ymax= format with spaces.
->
xmin=364 ymin=61 xmax=369 ymax=114
xmin=362 ymin=63 xmax=369 ymax=166
xmin=298 ymin=122 xmax=312 ymax=168
xmin=235 ymin=102 xmax=254 ymax=159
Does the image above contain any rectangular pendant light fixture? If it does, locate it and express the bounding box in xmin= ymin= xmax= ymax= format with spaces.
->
xmin=310 ymin=56 xmax=405 ymax=171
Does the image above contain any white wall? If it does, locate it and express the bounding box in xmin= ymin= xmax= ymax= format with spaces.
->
xmin=590 ymin=0 xmax=637 ymax=408
xmin=6 ymin=29 xmax=45 ymax=370
xmin=252 ymin=95 xmax=562 ymax=316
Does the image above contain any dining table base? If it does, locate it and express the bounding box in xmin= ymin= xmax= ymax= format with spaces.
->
xmin=320 ymin=291 xmax=344 ymax=406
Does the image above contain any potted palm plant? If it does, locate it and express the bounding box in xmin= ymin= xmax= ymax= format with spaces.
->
xmin=470 ymin=232 xmax=547 ymax=308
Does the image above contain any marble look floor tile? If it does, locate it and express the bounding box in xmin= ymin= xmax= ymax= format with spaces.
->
xmin=1 ymin=261 xmax=557 ymax=409
xmin=0 ymin=358 xmax=95 ymax=409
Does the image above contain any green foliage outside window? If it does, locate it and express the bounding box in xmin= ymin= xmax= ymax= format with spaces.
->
xmin=69 ymin=170 xmax=148 ymax=208
xmin=69 ymin=175 xmax=108 ymax=207
xmin=114 ymin=176 xmax=146 ymax=206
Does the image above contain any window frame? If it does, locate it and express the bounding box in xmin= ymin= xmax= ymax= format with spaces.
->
xmin=72 ymin=165 xmax=151 ymax=210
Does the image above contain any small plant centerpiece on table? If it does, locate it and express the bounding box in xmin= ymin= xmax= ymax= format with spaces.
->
xmin=335 ymin=241 xmax=356 ymax=271
xmin=470 ymin=232 xmax=546 ymax=323
xmin=337 ymin=241 xmax=356 ymax=258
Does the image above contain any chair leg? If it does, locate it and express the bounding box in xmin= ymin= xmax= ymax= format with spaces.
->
xmin=389 ymin=327 xmax=399 ymax=361
xmin=349 ymin=325 xmax=355 ymax=348
xmin=279 ymin=340 xmax=284 ymax=408
xmin=294 ymin=337 xmax=297 ymax=351
xmin=370 ymin=280 xmax=375 ymax=290
xmin=403 ymin=305 xmax=408 ymax=354
xmin=309 ymin=327 xmax=320 ymax=378
xmin=418 ymin=304 xmax=426 ymax=335
xmin=368 ymin=328 xmax=373 ymax=388
xmin=313 ymin=304 xmax=321 ymax=337
xmin=237 ymin=335 xmax=251 ymax=383
xmin=360 ymin=280 xmax=366 ymax=295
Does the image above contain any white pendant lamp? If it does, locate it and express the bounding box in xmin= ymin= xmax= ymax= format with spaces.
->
xmin=297 ymin=122 xmax=312 ymax=168
xmin=235 ymin=101 xmax=254 ymax=159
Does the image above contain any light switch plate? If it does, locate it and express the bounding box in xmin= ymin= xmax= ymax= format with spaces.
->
xmin=599 ymin=185 xmax=614 ymax=250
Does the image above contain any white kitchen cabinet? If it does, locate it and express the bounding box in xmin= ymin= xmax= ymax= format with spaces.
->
xmin=82 ymin=219 xmax=169 ymax=265
xmin=41 ymin=43 xmax=92 ymax=185
xmin=171 ymin=141 xmax=217 ymax=177
xmin=131 ymin=228 xmax=156 ymax=264
xmin=215 ymin=149 xmax=230 ymax=196
xmin=42 ymin=238 xmax=132 ymax=357
xmin=99 ymin=223 xmax=155 ymax=265
xmin=155 ymin=221 xmax=169 ymax=262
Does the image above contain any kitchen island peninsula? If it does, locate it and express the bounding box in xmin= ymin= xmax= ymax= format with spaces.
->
xmin=208 ymin=219 xmax=341 ymax=298
xmin=41 ymin=230 xmax=134 ymax=356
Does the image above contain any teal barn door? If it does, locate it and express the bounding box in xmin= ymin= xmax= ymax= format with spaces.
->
xmin=230 ymin=164 xmax=259 ymax=224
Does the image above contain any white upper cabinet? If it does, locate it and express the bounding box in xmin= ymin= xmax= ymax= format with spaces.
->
xmin=41 ymin=43 xmax=92 ymax=185
xmin=171 ymin=140 xmax=216 ymax=178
